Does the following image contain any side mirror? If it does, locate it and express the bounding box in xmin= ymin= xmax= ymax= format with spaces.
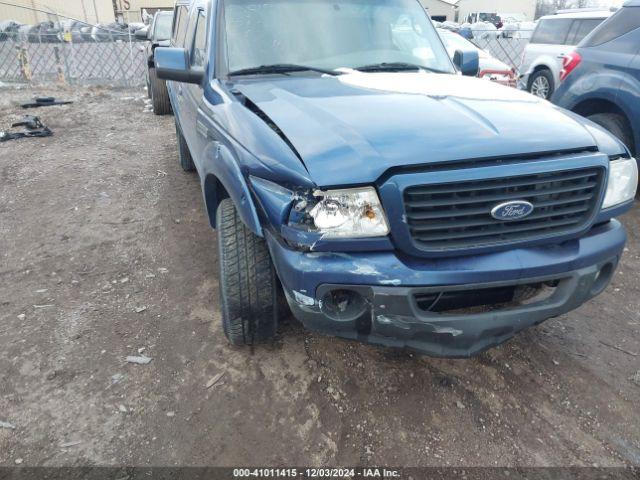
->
xmin=453 ymin=49 xmax=480 ymax=77
xmin=134 ymin=28 xmax=148 ymax=40
xmin=155 ymin=47 xmax=204 ymax=84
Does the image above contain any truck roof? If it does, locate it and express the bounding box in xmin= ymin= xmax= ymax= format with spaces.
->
xmin=539 ymin=10 xmax=612 ymax=20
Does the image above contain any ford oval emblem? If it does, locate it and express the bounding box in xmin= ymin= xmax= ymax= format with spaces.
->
xmin=491 ymin=200 xmax=534 ymax=221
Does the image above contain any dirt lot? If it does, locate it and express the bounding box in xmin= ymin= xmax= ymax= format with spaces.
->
xmin=1 ymin=85 xmax=639 ymax=467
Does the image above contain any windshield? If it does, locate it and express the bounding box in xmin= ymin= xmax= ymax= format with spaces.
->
xmin=154 ymin=13 xmax=173 ymax=41
xmin=222 ymin=0 xmax=455 ymax=74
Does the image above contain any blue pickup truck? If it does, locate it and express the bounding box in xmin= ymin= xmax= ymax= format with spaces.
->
xmin=155 ymin=0 xmax=637 ymax=357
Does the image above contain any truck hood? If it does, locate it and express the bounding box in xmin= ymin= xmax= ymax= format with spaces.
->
xmin=232 ymin=72 xmax=598 ymax=186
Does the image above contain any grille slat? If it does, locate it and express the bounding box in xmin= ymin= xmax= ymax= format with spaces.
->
xmin=409 ymin=204 xmax=590 ymax=232
xmin=405 ymin=181 xmax=598 ymax=209
xmin=406 ymin=170 xmax=598 ymax=196
xmin=406 ymin=193 xmax=596 ymax=220
xmin=412 ymin=217 xmax=583 ymax=242
xmin=403 ymin=167 xmax=603 ymax=252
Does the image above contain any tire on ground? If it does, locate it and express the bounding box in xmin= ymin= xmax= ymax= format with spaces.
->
xmin=175 ymin=121 xmax=196 ymax=172
xmin=528 ymin=69 xmax=555 ymax=100
xmin=216 ymin=198 xmax=278 ymax=345
xmin=587 ymin=113 xmax=635 ymax=156
xmin=149 ymin=67 xmax=171 ymax=115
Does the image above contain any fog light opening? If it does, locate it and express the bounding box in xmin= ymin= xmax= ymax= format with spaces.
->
xmin=591 ymin=262 xmax=615 ymax=296
xmin=320 ymin=289 xmax=367 ymax=322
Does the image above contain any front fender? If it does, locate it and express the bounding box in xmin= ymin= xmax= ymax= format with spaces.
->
xmin=201 ymin=141 xmax=263 ymax=236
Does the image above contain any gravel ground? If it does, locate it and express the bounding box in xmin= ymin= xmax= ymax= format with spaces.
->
xmin=0 ymin=85 xmax=639 ymax=467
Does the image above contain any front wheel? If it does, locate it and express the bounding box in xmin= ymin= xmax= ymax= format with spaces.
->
xmin=528 ymin=69 xmax=554 ymax=99
xmin=149 ymin=67 xmax=171 ymax=115
xmin=216 ymin=198 xmax=278 ymax=345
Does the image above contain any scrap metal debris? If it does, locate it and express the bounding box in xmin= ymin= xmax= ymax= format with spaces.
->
xmin=21 ymin=96 xmax=73 ymax=109
xmin=205 ymin=372 xmax=225 ymax=389
xmin=126 ymin=355 xmax=152 ymax=365
xmin=0 ymin=420 xmax=16 ymax=430
xmin=0 ymin=115 xmax=52 ymax=142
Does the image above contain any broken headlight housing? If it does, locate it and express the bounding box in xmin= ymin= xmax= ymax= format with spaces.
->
xmin=291 ymin=187 xmax=389 ymax=238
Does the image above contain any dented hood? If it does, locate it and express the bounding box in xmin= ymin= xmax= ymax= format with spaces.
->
xmin=232 ymin=72 xmax=598 ymax=186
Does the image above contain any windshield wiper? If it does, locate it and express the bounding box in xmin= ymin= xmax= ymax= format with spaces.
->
xmin=228 ymin=64 xmax=340 ymax=77
xmin=354 ymin=62 xmax=444 ymax=73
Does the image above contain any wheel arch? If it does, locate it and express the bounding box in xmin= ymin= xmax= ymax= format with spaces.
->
xmin=572 ymin=98 xmax=636 ymax=154
xmin=201 ymin=151 xmax=263 ymax=237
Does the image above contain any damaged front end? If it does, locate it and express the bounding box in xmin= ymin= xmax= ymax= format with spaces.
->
xmin=250 ymin=176 xmax=392 ymax=252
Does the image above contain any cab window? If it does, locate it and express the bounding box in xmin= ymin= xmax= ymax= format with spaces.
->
xmin=531 ymin=18 xmax=573 ymax=45
xmin=191 ymin=10 xmax=208 ymax=67
xmin=172 ymin=5 xmax=189 ymax=46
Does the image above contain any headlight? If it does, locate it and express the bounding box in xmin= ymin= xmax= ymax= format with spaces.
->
xmin=300 ymin=187 xmax=389 ymax=238
xmin=602 ymin=158 xmax=638 ymax=209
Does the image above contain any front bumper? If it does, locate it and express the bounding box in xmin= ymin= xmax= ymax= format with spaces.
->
xmin=266 ymin=220 xmax=626 ymax=358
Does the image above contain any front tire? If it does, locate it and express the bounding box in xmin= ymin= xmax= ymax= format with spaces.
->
xmin=528 ymin=69 xmax=554 ymax=99
xmin=175 ymin=121 xmax=195 ymax=172
xmin=149 ymin=67 xmax=171 ymax=115
xmin=216 ymin=198 xmax=278 ymax=345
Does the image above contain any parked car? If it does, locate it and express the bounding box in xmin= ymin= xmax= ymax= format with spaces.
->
xmin=154 ymin=0 xmax=636 ymax=358
xmin=0 ymin=20 xmax=23 ymax=42
xmin=519 ymin=10 xmax=611 ymax=99
xmin=438 ymin=28 xmax=516 ymax=87
xmin=553 ymin=1 xmax=640 ymax=157
xmin=138 ymin=10 xmax=173 ymax=114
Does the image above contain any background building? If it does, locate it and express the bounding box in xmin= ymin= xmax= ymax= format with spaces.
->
xmin=454 ymin=0 xmax=538 ymax=22
xmin=0 ymin=0 xmax=115 ymax=24
xmin=113 ymin=0 xmax=173 ymax=23
xmin=0 ymin=0 xmax=174 ymax=25
xmin=420 ymin=0 xmax=458 ymax=22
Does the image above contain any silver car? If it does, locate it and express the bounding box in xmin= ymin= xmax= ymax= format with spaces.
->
xmin=519 ymin=10 xmax=610 ymax=99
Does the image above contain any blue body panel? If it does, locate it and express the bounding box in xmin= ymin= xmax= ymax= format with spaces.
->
xmin=552 ymin=5 xmax=640 ymax=156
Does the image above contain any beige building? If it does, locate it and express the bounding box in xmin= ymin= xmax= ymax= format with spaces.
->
xmin=0 ymin=0 xmax=115 ymax=24
xmin=454 ymin=0 xmax=537 ymax=22
xmin=114 ymin=0 xmax=174 ymax=22
xmin=420 ymin=0 xmax=458 ymax=22
xmin=0 ymin=0 xmax=174 ymax=25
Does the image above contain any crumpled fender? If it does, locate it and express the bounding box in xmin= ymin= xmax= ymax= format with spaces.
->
xmin=201 ymin=140 xmax=263 ymax=236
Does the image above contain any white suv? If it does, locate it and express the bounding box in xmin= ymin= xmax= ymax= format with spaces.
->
xmin=519 ymin=10 xmax=611 ymax=99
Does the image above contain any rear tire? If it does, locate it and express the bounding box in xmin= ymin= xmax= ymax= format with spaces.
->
xmin=587 ymin=113 xmax=635 ymax=156
xmin=528 ymin=69 xmax=554 ymax=99
xmin=149 ymin=67 xmax=171 ymax=115
xmin=175 ymin=121 xmax=195 ymax=172
xmin=216 ymin=198 xmax=278 ymax=345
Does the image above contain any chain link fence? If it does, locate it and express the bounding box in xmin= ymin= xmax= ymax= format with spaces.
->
xmin=0 ymin=13 xmax=534 ymax=88
xmin=470 ymin=31 xmax=534 ymax=72
xmin=0 ymin=32 xmax=147 ymax=87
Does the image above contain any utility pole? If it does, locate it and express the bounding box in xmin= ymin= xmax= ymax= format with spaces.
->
xmin=92 ymin=0 xmax=100 ymax=23
xmin=80 ymin=0 xmax=88 ymax=23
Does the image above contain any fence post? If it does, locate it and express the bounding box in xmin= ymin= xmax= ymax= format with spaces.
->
xmin=53 ymin=45 xmax=66 ymax=84
xmin=16 ymin=41 xmax=31 ymax=82
xmin=128 ymin=31 xmax=135 ymax=87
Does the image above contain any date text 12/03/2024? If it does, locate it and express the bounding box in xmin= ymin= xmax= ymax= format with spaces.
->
xmin=232 ymin=468 xmax=401 ymax=478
